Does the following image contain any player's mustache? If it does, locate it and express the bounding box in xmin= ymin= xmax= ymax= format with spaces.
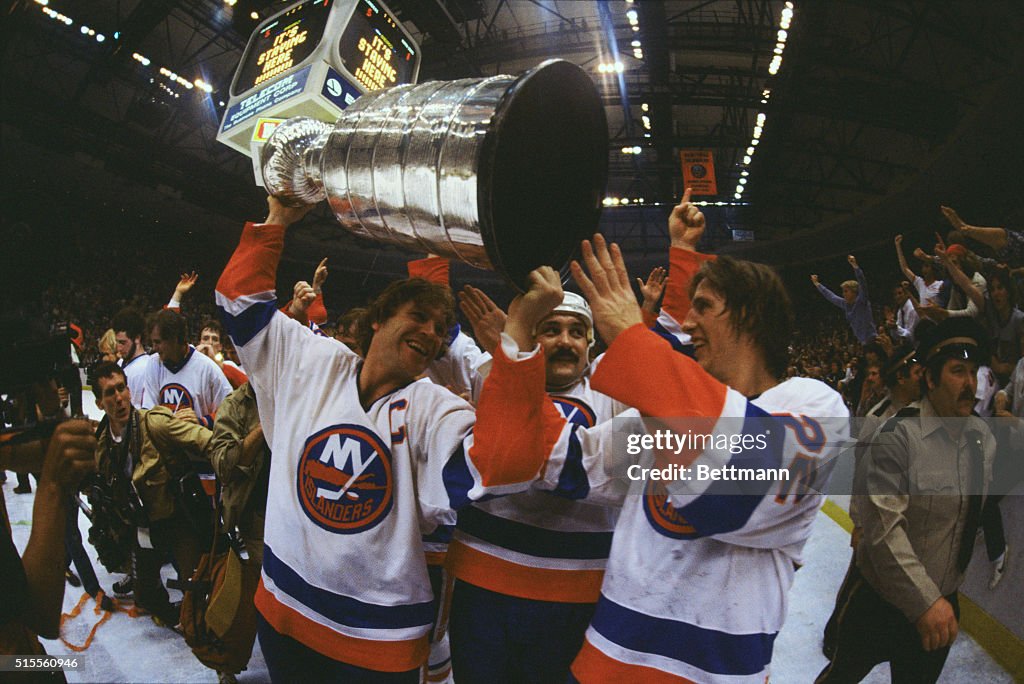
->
xmin=550 ymin=350 xmax=579 ymax=363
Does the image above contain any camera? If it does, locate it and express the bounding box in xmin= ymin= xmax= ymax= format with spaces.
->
xmin=0 ymin=310 xmax=82 ymax=442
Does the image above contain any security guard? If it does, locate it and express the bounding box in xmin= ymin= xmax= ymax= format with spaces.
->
xmin=817 ymin=318 xmax=995 ymax=683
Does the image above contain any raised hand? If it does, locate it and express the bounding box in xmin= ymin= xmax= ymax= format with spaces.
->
xmin=571 ymin=234 xmax=643 ymax=345
xmin=940 ymin=205 xmax=966 ymax=230
xmin=810 ymin=274 xmax=820 ymax=286
xmin=312 ymin=257 xmax=328 ymax=294
xmin=289 ymin=280 xmax=316 ymax=316
xmin=847 ymin=255 xmax=859 ymax=270
xmin=668 ymin=187 xmax=706 ymax=250
xmin=506 ymin=267 xmax=563 ymax=352
xmin=637 ymin=266 xmax=668 ymax=312
xmin=458 ymin=285 xmax=507 ymax=354
xmin=265 ymin=194 xmax=316 ymax=227
xmin=174 ymin=271 xmax=198 ymax=299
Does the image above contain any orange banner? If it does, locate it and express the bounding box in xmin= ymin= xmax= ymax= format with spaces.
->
xmin=680 ymin=150 xmax=718 ymax=196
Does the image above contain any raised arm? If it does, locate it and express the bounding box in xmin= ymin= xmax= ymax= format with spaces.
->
xmin=895 ymin=235 xmax=918 ymax=282
xmin=941 ymin=205 xmax=1008 ymax=251
xmin=661 ymin=188 xmax=715 ymax=323
xmin=167 ymin=271 xmax=198 ymax=310
xmin=935 ymin=246 xmax=985 ymax=312
xmin=215 ymin=197 xmax=317 ymax=400
xmin=458 ymin=285 xmax=506 ymax=355
xmin=850 ymin=255 xmax=869 ymax=303
xmin=813 ymin=275 xmax=845 ymax=308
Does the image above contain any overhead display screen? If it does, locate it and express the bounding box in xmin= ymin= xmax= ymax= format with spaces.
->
xmin=234 ymin=0 xmax=332 ymax=95
xmin=338 ymin=0 xmax=418 ymax=92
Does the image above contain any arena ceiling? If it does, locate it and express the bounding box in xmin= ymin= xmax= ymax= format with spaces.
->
xmin=3 ymin=0 xmax=1023 ymax=283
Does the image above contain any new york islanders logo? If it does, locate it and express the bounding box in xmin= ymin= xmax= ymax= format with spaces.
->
xmin=159 ymin=383 xmax=194 ymax=411
xmin=551 ymin=396 xmax=596 ymax=429
xmin=297 ymin=424 xmax=393 ymax=534
xmin=643 ymin=481 xmax=698 ymax=539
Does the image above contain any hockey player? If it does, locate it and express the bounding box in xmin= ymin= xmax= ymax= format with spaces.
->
xmin=447 ymin=287 xmax=627 ymax=683
xmin=214 ymin=197 xmax=561 ymax=682
xmin=484 ymin=231 xmax=850 ymax=683
xmin=141 ymin=308 xmax=231 ymax=429
xmin=111 ymin=306 xmax=152 ymax=408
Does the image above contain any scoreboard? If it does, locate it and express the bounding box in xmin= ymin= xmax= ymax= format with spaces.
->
xmin=217 ymin=0 xmax=419 ymax=157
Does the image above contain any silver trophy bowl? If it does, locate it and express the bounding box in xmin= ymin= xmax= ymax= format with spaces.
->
xmin=260 ymin=59 xmax=608 ymax=289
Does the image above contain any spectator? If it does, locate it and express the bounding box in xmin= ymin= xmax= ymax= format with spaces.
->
xmin=888 ymin=283 xmax=919 ymax=344
xmin=896 ymin=234 xmax=945 ymax=306
xmin=812 ymin=255 xmax=876 ymax=344
xmin=941 ymin=205 xmax=1024 ymax=267
xmin=983 ymin=267 xmax=1024 ymax=386
xmin=196 ymin=318 xmax=248 ymax=389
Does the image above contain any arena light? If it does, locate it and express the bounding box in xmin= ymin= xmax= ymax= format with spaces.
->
xmin=741 ymin=170 xmax=749 ymax=177
xmin=739 ymin=177 xmax=747 ymax=185
xmin=746 ymin=146 xmax=754 ymax=156
xmin=742 ymin=155 xmax=752 ymax=165
xmin=96 ymin=33 xmax=105 ymax=42
xmin=33 ymin=0 xmax=48 ymax=5
xmin=631 ymin=40 xmax=641 ymax=47
xmin=641 ymin=102 xmax=649 ymax=112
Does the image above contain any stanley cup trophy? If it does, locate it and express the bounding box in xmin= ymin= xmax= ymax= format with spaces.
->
xmin=259 ymin=59 xmax=608 ymax=289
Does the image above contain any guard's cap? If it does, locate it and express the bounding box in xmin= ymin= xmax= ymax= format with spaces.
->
xmin=915 ymin=317 xmax=987 ymax=366
xmin=883 ymin=343 xmax=919 ymax=383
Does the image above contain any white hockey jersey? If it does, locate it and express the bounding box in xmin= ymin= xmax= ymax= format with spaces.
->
xmin=140 ymin=346 xmax=231 ymax=428
xmin=450 ymin=361 xmax=627 ymax=603
xmin=498 ymin=325 xmax=851 ymax=683
xmin=120 ymin=352 xmax=151 ymax=408
xmin=215 ymin=222 xmax=552 ymax=673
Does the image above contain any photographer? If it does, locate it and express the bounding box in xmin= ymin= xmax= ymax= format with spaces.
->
xmin=1 ymin=417 xmax=96 ymax=661
xmin=90 ymin=361 xmax=213 ymax=628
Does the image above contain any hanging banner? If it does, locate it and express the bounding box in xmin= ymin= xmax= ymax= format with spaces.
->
xmin=680 ymin=150 xmax=718 ymax=196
